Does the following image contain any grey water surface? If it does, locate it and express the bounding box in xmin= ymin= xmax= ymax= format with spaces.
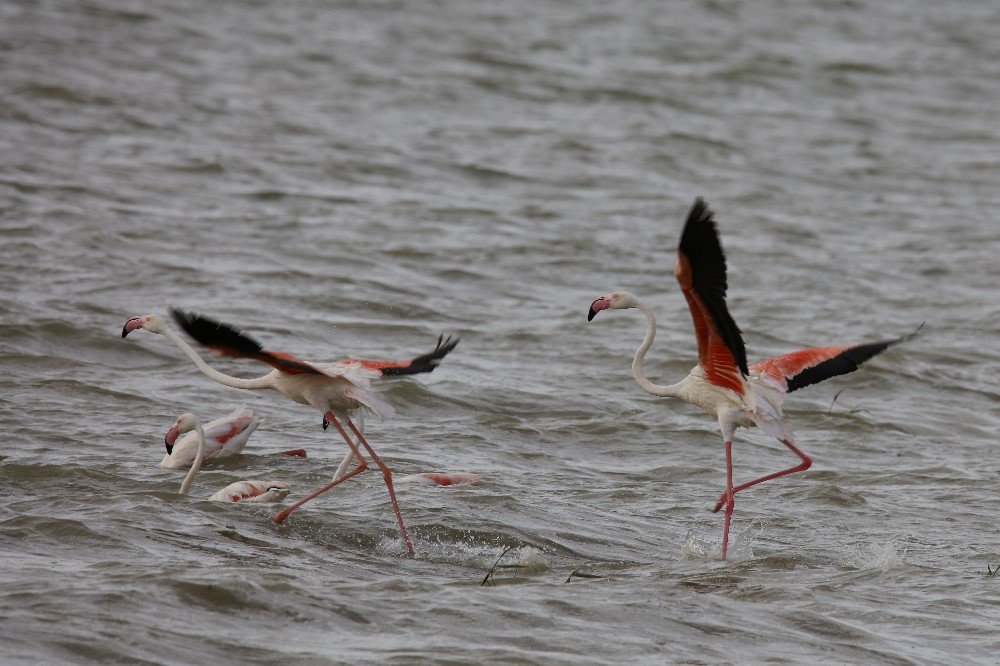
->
xmin=2 ymin=0 xmax=999 ymax=663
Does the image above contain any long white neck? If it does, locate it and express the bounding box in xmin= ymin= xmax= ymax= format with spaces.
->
xmin=178 ymin=421 xmax=205 ymax=496
xmin=631 ymin=299 xmax=684 ymax=399
xmin=160 ymin=327 xmax=273 ymax=390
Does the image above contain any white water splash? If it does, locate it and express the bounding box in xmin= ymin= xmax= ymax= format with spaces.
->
xmin=682 ymin=523 xmax=757 ymax=562
xmin=846 ymin=539 xmax=907 ymax=570
xmin=513 ymin=546 xmax=550 ymax=570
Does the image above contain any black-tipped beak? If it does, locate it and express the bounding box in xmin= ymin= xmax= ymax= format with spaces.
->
xmin=164 ymin=423 xmax=179 ymax=454
xmin=122 ymin=316 xmax=144 ymax=338
xmin=588 ymin=297 xmax=610 ymax=322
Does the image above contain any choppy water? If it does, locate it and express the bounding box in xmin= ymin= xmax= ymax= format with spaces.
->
xmin=3 ymin=0 xmax=1000 ymax=663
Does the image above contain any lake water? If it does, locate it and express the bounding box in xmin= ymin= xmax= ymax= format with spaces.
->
xmin=2 ymin=0 xmax=999 ymax=663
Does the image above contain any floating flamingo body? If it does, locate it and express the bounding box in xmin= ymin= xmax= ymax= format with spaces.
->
xmin=206 ymin=480 xmax=291 ymax=503
xmin=123 ymin=312 xmax=459 ymax=556
xmin=588 ymin=198 xmax=918 ymax=559
xmin=397 ymin=472 xmax=481 ymax=487
xmin=159 ymin=406 xmax=262 ymax=469
xmin=168 ymin=413 xmax=291 ymax=504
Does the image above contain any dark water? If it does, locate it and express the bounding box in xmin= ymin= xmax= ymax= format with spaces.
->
xmin=2 ymin=0 xmax=999 ymax=663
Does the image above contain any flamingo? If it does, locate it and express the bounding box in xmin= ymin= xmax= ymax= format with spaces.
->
xmin=122 ymin=310 xmax=459 ymax=556
xmin=158 ymin=406 xmax=262 ymax=469
xmin=169 ymin=412 xmax=291 ymax=503
xmin=159 ymin=406 xmax=307 ymax=468
xmin=396 ymin=472 xmax=481 ymax=487
xmin=587 ymin=198 xmax=919 ymax=559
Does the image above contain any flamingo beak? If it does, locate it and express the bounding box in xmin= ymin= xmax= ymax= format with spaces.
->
xmin=164 ymin=423 xmax=180 ymax=454
xmin=588 ymin=297 xmax=610 ymax=322
xmin=122 ymin=316 xmax=145 ymax=338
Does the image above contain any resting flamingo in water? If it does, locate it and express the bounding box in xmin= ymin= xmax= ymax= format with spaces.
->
xmin=159 ymin=406 xmax=262 ymax=469
xmin=170 ymin=412 xmax=291 ymax=503
xmin=588 ymin=198 xmax=919 ymax=559
xmin=123 ymin=310 xmax=459 ymax=556
xmin=159 ymin=406 xmax=306 ymax=469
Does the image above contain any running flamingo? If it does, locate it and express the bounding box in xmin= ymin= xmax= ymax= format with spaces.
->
xmin=123 ymin=310 xmax=460 ymax=556
xmin=588 ymin=198 xmax=919 ymax=559
xmin=169 ymin=412 xmax=291 ymax=503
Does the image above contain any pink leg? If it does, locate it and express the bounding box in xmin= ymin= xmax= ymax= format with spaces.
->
xmin=272 ymin=415 xmax=368 ymax=523
xmin=721 ymin=440 xmax=735 ymax=560
xmin=713 ymin=438 xmax=812 ymax=513
xmin=346 ymin=419 xmax=415 ymax=557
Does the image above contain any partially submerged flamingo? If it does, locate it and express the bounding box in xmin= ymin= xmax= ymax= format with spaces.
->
xmin=122 ymin=310 xmax=459 ymax=556
xmin=588 ymin=198 xmax=919 ymax=559
xmin=159 ymin=406 xmax=262 ymax=469
xmin=397 ymin=472 xmax=481 ymax=487
xmin=170 ymin=412 xmax=291 ymax=503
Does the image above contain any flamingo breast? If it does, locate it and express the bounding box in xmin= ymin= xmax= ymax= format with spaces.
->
xmin=677 ymin=367 xmax=749 ymax=418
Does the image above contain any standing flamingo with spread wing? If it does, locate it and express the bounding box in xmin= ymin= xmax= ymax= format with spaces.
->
xmin=169 ymin=412 xmax=291 ymax=503
xmin=588 ymin=198 xmax=919 ymax=559
xmin=123 ymin=310 xmax=459 ymax=556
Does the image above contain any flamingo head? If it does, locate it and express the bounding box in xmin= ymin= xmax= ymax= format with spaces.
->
xmin=122 ymin=314 xmax=167 ymax=338
xmin=164 ymin=412 xmax=199 ymax=453
xmin=261 ymin=482 xmax=292 ymax=502
xmin=588 ymin=291 xmax=639 ymax=321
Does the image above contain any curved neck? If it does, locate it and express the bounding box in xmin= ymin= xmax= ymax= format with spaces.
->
xmin=161 ymin=327 xmax=272 ymax=390
xmin=631 ymin=299 xmax=683 ymax=399
xmin=178 ymin=421 xmax=205 ymax=495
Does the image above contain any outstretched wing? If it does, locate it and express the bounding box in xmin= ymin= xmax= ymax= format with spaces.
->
xmin=752 ymin=325 xmax=921 ymax=393
xmin=673 ymin=198 xmax=748 ymax=395
xmin=170 ymin=309 xmax=327 ymax=376
xmin=343 ymin=334 xmax=460 ymax=377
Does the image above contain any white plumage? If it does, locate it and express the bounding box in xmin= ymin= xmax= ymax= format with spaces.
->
xmin=159 ymin=406 xmax=262 ymax=469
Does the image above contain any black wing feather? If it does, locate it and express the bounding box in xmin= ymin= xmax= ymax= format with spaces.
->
xmin=786 ymin=325 xmax=922 ymax=393
xmin=170 ymin=309 xmax=264 ymax=355
xmin=678 ymin=198 xmax=749 ymax=376
xmin=380 ymin=334 xmax=461 ymax=376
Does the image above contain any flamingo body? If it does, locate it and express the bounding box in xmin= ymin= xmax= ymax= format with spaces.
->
xmin=159 ymin=406 xmax=262 ymax=469
xmin=589 ymin=197 xmax=918 ymax=559
xmin=207 ymin=480 xmax=291 ymax=503
xmin=397 ymin=472 xmax=481 ymax=487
